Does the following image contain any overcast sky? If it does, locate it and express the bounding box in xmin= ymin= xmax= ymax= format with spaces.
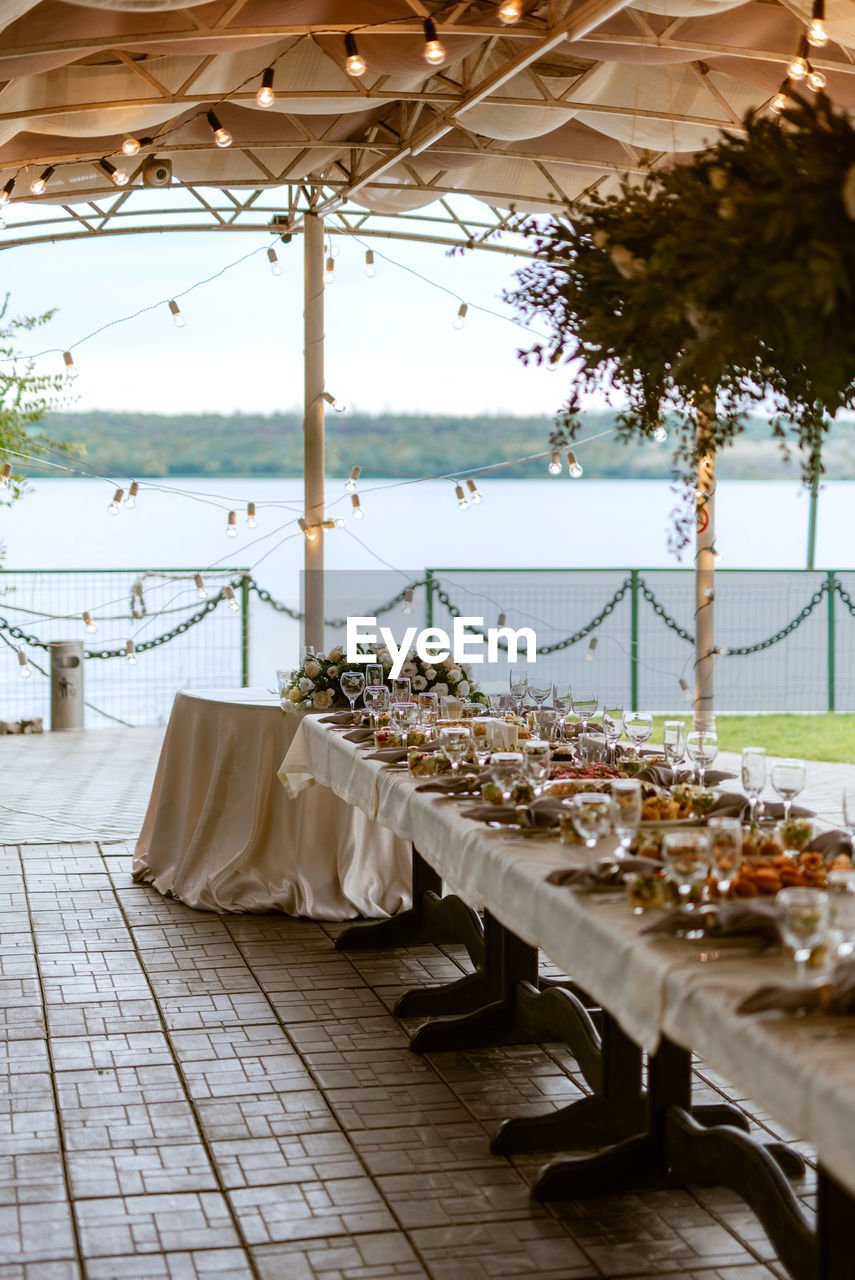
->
xmin=0 ymin=206 xmax=575 ymax=419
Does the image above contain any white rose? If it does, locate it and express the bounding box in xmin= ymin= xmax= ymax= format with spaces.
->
xmin=288 ymin=686 xmax=303 ymax=702
xmin=298 ymin=677 xmax=314 ymax=693
xmin=326 ymin=665 xmax=339 ymax=678
xmin=328 ymin=647 xmax=343 ymax=662
xmin=304 ymin=659 xmax=321 ymax=678
xmin=424 ymin=667 xmax=437 ymax=681
xmin=609 ymin=244 xmax=646 ymax=280
xmin=312 ymin=689 xmax=333 ymax=708
xmin=402 ymin=661 xmax=417 ymax=677
xmin=457 ymin=681 xmax=470 ymax=696
xmin=412 ymin=675 xmax=427 ymax=692
xmin=447 ymin=667 xmax=463 ymax=683
xmin=432 ymin=683 xmax=449 ymax=697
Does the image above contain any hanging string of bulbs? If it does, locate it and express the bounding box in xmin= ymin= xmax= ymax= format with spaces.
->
xmin=770 ymin=0 xmax=828 ymax=114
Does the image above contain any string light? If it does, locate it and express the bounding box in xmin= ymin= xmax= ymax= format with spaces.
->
xmin=30 ymin=166 xmax=54 ymax=195
xmin=402 ymin=586 xmax=414 ymax=614
xmin=223 ymin=585 xmax=241 ymax=613
xmin=344 ymin=33 xmax=366 ymax=77
xmin=567 ymin=450 xmax=583 ymax=478
xmin=0 ymin=178 xmax=14 ymax=205
xmin=246 ymin=502 xmax=257 ymax=528
xmin=653 ymin=424 xmax=668 ymax=443
xmin=321 ymin=391 xmax=346 ymax=412
xmin=81 ymin=611 xmax=97 ymax=634
xmin=497 ymin=0 xmax=523 ymax=22
xmin=98 ymin=159 xmax=128 ymax=187
xmin=168 ymin=300 xmax=186 ymax=328
xmin=788 ymin=40 xmax=809 ymax=80
xmin=364 ymin=249 xmax=376 ymax=277
xmin=125 ymin=481 xmax=139 ymax=509
xmin=266 ymin=247 xmax=283 ymax=276
xmin=345 ymin=465 xmax=361 ymax=492
xmin=0 ymin=463 xmax=11 ymax=487
xmin=351 ymin=494 xmax=364 ymax=520
xmin=466 ymin=478 xmax=482 ymax=504
xmin=423 ymin=18 xmax=446 ymax=65
xmin=585 ymin=636 xmax=598 ymax=662
xmin=454 ymin=303 xmax=468 ymax=330
xmin=194 ymin=573 xmax=209 ymax=600
xmin=455 ymin=482 xmax=469 ymax=510
xmin=17 ymin=648 xmax=31 ymax=680
xmin=256 ymin=68 xmax=275 ymax=107
xmin=122 ymin=135 xmax=152 ymax=157
xmin=548 ymin=450 xmax=561 ymax=476
xmin=226 ymin=511 xmax=238 ymax=537
xmin=497 ymin=612 xmax=507 ymax=627
xmin=62 ymin=350 xmax=79 ymax=380
xmin=298 ymin=517 xmax=317 ymax=541
xmin=206 ymin=111 xmax=232 ymax=148
xmin=107 ymin=488 xmax=124 ymax=515
xmin=807 ymin=0 xmax=827 ymax=46
xmin=807 ymin=67 xmax=827 ymax=91
xmin=679 ymin=676 xmax=692 ymax=702
xmin=125 ymin=639 xmax=137 ymax=665
xmin=325 ymin=255 xmax=335 ymax=283
xmin=770 ymin=87 xmax=790 ymax=114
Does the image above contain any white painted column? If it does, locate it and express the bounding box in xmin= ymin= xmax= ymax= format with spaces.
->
xmin=303 ymin=212 xmax=325 ymax=652
xmin=694 ymin=405 xmax=716 ymax=731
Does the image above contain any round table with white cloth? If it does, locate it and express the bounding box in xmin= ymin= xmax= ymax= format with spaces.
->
xmin=133 ymin=688 xmax=411 ymax=919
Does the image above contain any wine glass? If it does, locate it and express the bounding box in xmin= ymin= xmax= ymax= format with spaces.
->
xmin=741 ymin=747 xmax=766 ymax=824
xmin=771 ymin=758 xmax=806 ymax=824
xmin=777 ymin=887 xmax=830 ymax=985
xmin=509 ymin=666 xmax=529 ymax=712
xmin=663 ymin=720 xmax=686 ymax=774
xmin=528 ymin=678 xmax=551 ymax=710
xmin=522 ymin=739 xmax=551 ymax=790
xmin=624 ymin=711 xmax=653 ymax=758
xmin=602 ymin=704 xmax=624 ymax=765
xmin=340 ymin=670 xmax=365 ymax=712
xmin=686 ymin=729 xmax=718 ymax=789
xmin=532 ymin=709 xmax=558 ymax=743
xmin=552 ymin=684 xmax=573 ymax=741
xmin=391 ymin=677 xmax=412 ymax=703
xmin=391 ymin=700 xmax=419 ymax=746
xmin=571 ymin=689 xmax=598 ymax=733
xmin=661 ymin=831 xmax=712 ymax=939
xmin=489 ymin=751 xmax=524 ymax=800
xmin=439 ymin=725 xmax=471 ymax=776
xmin=610 ymin=778 xmax=642 ymax=859
xmin=569 ymin=794 xmax=612 ymax=861
xmin=706 ymin=817 xmax=742 ymax=900
xmin=488 ymin=692 xmax=513 ymax=715
xmin=365 ymin=663 xmax=385 ymax=688
xmin=363 ymin=684 xmax=390 ymax=727
xmin=417 ymin=692 xmax=439 ymax=727
xmin=842 ymin=786 xmax=855 ymax=857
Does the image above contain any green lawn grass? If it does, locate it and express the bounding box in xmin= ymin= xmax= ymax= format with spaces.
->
xmin=651 ymin=714 xmax=855 ymax=763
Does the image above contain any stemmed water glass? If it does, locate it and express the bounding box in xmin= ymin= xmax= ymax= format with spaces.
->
xmin=365 ymin=663 xmax=385 ymax=688
xmin=777 ymin=887 xmax=831 ymax=985
xmin=390 ymin=700 xmax=419 ymax=747
xmin=509 ymin=666 xmax=529 ymax=713
xmin=417 ymin=692 xmax=439 ymax=727
xmin=439 ymin=724 xmax=471 ymax=776
xmin=363 ymin=684 xmax=390 ymax=727
xmin=391 ymin=677 xmax=412 ymax=703
xmin=663 ymin=720 xmax=686 ymax=775
xmin=842 ymin=786 xmax=855 ymax=856
xmin=340 ymin=670 xmax=365 ymax=713
xmin=602 ymin=704 xmax=624 ymax=765
xmin=707 ymin=817 xmax=742 ymax=901
xmin=522 ymin=739 xmax=551 ymax=791
xmin=662 ymin=831 xmax=712 ymax=939
xmin=553 ymin=684 xmax=573 ymax=740
xmin=686 ymin=729 xmax=718 ymax=789
xmin=771 ymin=758 xmax=806 ymax=823
xmin=528 ymin=678 xmax=551 ymax=710
xmin=624 ymin=711 xmax=653 ymax=758
xmin=741 ymin=747 xmax=766 ymax=824
xmin=610 ymin=778 xmax=642 ymax=859
xmin=571 ymin=689 xmax=598 ymax=734
xmin=570 ymin=794 xmax=612 ymax=862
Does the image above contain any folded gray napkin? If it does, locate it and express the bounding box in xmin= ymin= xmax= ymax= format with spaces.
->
xmin=547 ymin=856 xmax=660 ymax=888
xmin=738 ymin=958 xmax=855 ymax=1015
xmin=643 ymin=898 xmax=780 ymax=945
xmin=807 ymin=829 xmax=853 ymax=861
xmin=342 ymin=726 xmax=377 ymax=744
xmin=416 ymin=774 xmax=481 ymax=795
xmin=320 ymin=711 xmax=366 ymax=726
xmin=706 ymin=794 xmax=814 ymax=821
xmin=363 ymin=746 xmax=408 ymax=763
xmin=460 ymin=796 xmax=565 ymax=828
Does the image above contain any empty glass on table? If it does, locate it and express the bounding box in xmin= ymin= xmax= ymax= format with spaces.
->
xmin=771 ymin=758 xmax=806 ymax=823
xmin=842 ymin=786 xmax=855 ymax=857
xmin=571 ymin=689 xmax=598 ymax=734
xmin=362 ymin=684 xmax=390 ymax=726
xmin=528 ymin=678 xmax=552 ymax=710
xmin=777 ymin=887 xmax=830 ymax=985
xmin=340 ymin=670 xmax=366 ymax=712
xmin=610 ymin=778 xmax=642 ymax=859
xmin=438 ymin=724 xmax=471 ymax=775
xmin=706 ymin=816 xmax=742 ymax=900
xmin=391 ymin=677 xmax=412 ymax=703
xmin=741 ymin=747 xmax=766 ymax=824
xmin=569 ymin=794 xmax=612 ymax=861
xmin=417 ymin=692 xmax=439 ymax=727
xmin=522 ymin=739 xmax=551 ymax=789
xmin=686 ymin=729 xmax=718 ymax=789
xmin=365 ymin=663 xmax=385 ymax=688
xmin=624 ymin=711 xmax=653 ymax=758
xmin=390 ymin=700 xmax=419 ymax=745
xmin=602 ymin=704 xmax=624 ymax=765
xmin=488 ymin=752 xmax=525 ymax=801
xmin=663 ymin=720 xmax=686 ymax=774
xmin=509 ymin=666 xmax=529 ymax=713
xmin=662 ymin=831 xmax=712 ymax=939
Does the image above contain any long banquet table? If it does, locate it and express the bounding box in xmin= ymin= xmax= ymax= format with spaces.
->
xmin=281 ymin=714 xmax=855 ymax=1276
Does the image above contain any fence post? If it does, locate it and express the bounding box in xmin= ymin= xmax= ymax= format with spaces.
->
xmin=630 ymin=570 xmax=640 ymax=711
xmin=240 ymin=577 xmax=250 ymax=688
xmin=425 ymin=570 xmax=435 ymax=630
xmin=827 ymin=572 xmax=836 ymax=713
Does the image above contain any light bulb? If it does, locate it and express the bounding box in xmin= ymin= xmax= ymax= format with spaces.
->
xmin=321 ymin=391 xmax=346 ymax=412
xmin=466 ymin=478 xmax=482 ymax=504
xmin=364 ymin=249 xmax=375 ymax=277
xmin=0 ymin=178 xmax=14 ymax=205
xmin=423 ymin=18 xmax=446 ymax=64
xmin=108 ymin=488 xmax=124 ymax=514
xmin=713 ymin=549 xmax=722 ymax=564
xmin=402 ymin=587 xmax=414 ymax=615
xmin=298 ymin=517 xmax=317 ymax=541
xmin=207 ymin=111 xmax=232 ymax=148
xmin=226 ymin=510 xmax=238 ymax=538
xmin=325 ymin=255 xmax=335 ymax=282
xmin=455 ymin=483 xmax=469 ymax=510
xmin=770 ymin=90 xmax=789 ymax=114
xmin=98 ymin=159 xmax=128 ymax=186
xmin=17 ymin=648 xmax=31 ymax=680
xmin=807 ymin=68 xmax=826 ymax=90
xmin=585 ymin=636 xmax=598 ymax=662
xmin=346 ymin=465 xmax=360 ymax=492
xmin=653 ymin=424 xmax=668 ymax=442
xmin=567 ymin=450 xmax=583 ymax=478
xmin=168 ymin=300 xmax=186 ymax=328
xmin=30 ymin=166 xmax=54 ymax=195
xmin=194 ymin=573 xmax=209 ymax=600
xmin=247 ymin=502 xmax=257 ymax=528
xmin=224 ymin=585 xmax=240 ymax=613
xmin=0 ymin=463 xmax=11 ymax=487
xmin=122 ymin=137 xmax=141 ymax=157
xmin=788 ymin=54 xmax=808 ymax=80
xmin=548 ymin=450 xmax=561 ymax=476
xmin=82 ymin=611 xmax=97 ymax=634
xmin=498 ymin=0 xmax=523 ymax=22
xmin=256 ymin=68 xmax=275 ymax=107
xmin=344 ymin=32 xmax=366 ymax=77
xmin=335 ymin=517 xmax=346 ymax=528
xmin=454 ymin=302 xmax=468 ymax=330
xmin=351 ymin=494 xmax=364 ymax=520
xmin=63 ymin=350 xmax=78 ymax=380
xmin=126 ymin=639 xmax=137 ymax=665
xmin=267 ymin=247 xmax=282 ymax=276
xmin=807 ymin=18 xmax=827 ymax=46
xmin=679 ymin=676 xmax=691 ymax=703
xmin=125 ymin=481 xmax=139 ymax=509
xmin=497 ymin=612 xmax=506 ymax=628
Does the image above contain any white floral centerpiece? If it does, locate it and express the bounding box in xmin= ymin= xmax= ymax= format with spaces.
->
xmin=281 ymin=643 xmax=485 ymax=712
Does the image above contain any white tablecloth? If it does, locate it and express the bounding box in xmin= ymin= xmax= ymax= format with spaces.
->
xmin=134 ymin=690 xmax=410 ymax=919
xmin=280 ymin=715 xmax=855 ymax=1197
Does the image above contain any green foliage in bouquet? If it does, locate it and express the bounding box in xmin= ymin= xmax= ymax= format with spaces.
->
xmin=281 ymin=643 xmax=485 ymax=712
xmin=505 ymin=92 xmax=855 ymax=509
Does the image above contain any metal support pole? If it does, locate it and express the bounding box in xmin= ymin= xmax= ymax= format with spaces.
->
xmin=629 ymin=570 xmax=639 ymax=712
xmin=240 ymin=576 xmax=250 ymax=687
xmin=807 ymin=472 xmax=820 ymax=570
xmin=827 ymin=571 xmax=836 ymax=713
xmin=303 ymin=212 xmax=326 ymax=652
xmin=694 ymin=405 xmax=716 ymax=731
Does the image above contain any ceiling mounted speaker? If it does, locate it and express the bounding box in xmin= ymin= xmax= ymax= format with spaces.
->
xmin=141 ymin=156 xmax=172 ymax=187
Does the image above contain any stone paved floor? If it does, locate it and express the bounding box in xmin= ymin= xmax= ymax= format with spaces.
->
xmin=0 ymin=727 xmax=849 ymax=1280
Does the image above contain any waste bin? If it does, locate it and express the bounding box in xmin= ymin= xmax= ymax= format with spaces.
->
xmin=50 ymin=640 xmax=84 ymax=730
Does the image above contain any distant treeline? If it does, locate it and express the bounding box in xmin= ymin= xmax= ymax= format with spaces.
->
xmin=32 ymin=409 xmax=855 ymax=480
